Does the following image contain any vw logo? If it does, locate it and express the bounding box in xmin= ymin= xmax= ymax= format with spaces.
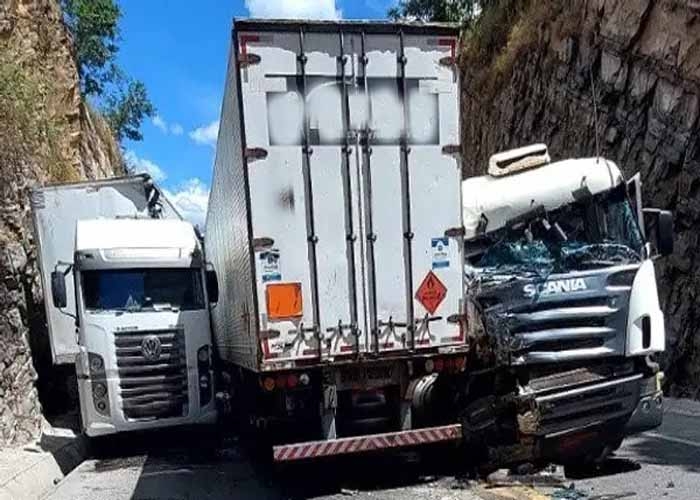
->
xmin=141 ymin=335 xmax=162 ymax=361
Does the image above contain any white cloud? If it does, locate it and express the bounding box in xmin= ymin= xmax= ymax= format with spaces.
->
xmin=245 ymin=0 xmax=341 ymax=19
xmin=152 ymin=115 xmax=168 ymax=133
xmin=164 ymin=178 xmax=209 ymax=228
xmin=124 ymin=150 xmax=167 ymax=182
xmin=189 ymin=120 xmax=220 ymax=148
xmin=153 ymin=115 xmax=186 ymax=137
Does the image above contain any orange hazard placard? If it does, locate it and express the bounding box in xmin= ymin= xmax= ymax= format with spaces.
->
xmin=415 ymin=271 xmax=447 ymax=315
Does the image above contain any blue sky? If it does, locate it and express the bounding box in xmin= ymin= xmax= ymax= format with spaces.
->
xmin=116 ymin=0 xmax=395 ymax=226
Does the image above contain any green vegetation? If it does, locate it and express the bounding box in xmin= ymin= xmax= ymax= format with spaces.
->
xmin=104 ymin=80 xmax=155 ymax=142
xmin=60 ymin=0 xmax=154 ymax=143
xmin=388 ymin=0 xmax=479 ymax=24
xmin=0 ymin=57 xmax=73 ymax=182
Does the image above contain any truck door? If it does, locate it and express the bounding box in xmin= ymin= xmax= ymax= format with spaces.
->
xmin=360 ymin=33 xmax=463 ymax=352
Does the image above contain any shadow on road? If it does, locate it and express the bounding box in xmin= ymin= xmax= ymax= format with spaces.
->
xmin=83 ymin=427 xmax=476 ymax=500
xmin=621 ymin=433 xmax=700 ymax=474
xmin=271 ymin=445 xmax=472 ymax=499
xmin=563 ymin=458 xmax=641 ymax=480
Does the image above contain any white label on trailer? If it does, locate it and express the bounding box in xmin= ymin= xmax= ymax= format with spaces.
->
xmin=260 ymin=249 xmax=282 ymax=282
xmin=431 ymin=237 xmax=450 ymax=269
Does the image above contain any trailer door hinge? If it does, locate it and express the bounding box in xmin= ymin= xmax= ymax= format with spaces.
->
xmin=245 ymin=147 xmax=268 ymax=161
xmin=444 ymin=226 xmax=465 ymax=238
xmin=252 ymin=237 xmax=274 ymax=251
xmin=439 ymin=55 xmax=456 ymax=67
xmin=238 ymin=52 xmax=261 ymax=68
xmin=442 ymin=144 xmax=461 ymax=156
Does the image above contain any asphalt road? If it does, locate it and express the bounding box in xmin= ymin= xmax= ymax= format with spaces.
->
xmin=44 ymin=398 xmax=700 ymax=500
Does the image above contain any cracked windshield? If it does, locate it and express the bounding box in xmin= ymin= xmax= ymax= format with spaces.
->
xmin=468 ymin=184 xmax=644 ymax=279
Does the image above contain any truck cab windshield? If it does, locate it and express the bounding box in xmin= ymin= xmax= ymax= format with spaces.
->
xmin=82 ymin=268 xmax=205 ymax=312
xmin=467 ymin=184 xmax=644 ymax=277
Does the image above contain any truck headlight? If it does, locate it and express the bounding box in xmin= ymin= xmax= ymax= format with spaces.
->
xmin=89 ymin=353 xmax=104 ymax=374
xmin=93 ymin=382 xmax=107 ymax=398
xmin=197 ymin=346 xmax=212 ymax=406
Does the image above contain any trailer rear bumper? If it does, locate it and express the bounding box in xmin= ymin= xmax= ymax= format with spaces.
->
xmin=272 ymin=424 xmax=462 ymax=462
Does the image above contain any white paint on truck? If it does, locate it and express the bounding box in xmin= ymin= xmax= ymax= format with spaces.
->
xmin=206 ymin=20 xmax=464 ymax=370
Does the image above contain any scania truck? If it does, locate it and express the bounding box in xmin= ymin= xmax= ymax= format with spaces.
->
xmin=32 ymin=175 xmax=218 ymax=437
xmin=460 ymin=144 xmax=673 ymax=467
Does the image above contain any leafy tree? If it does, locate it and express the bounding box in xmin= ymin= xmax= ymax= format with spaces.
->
xmin=61 ymin=0 xmax=120 ymax=96
xmin=104 ymin=80 xmax=155 ymax=142
xmin=60 ymin=0 xmax=154 ymax=142
xmin=388 ymin=0 xmax=479 ymax=24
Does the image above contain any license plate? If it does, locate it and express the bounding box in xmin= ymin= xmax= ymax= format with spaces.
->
xmin=338 ymin=364 xmax=396 ymax=390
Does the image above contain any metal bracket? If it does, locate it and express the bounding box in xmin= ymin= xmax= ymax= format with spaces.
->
xmin=442 ymin=144 xmax=461 ymax=156
xmin=245 ymin=147 xmax=268 ymax=161
xmin=439 ymin=55 xmax=456 ymax=67
xmin=252 ymin=237 xmax=274 ymax=251
xmin=444 ymin=226 xmax=466 ymax=238
xmin=238 ymin=53 xmax=261 ymax=68
xmin=259 ymin=329 xmax=281 ymax=339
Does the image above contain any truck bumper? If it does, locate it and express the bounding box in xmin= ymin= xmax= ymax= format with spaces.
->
xmin=84 ymin=406 xmax=218 ymax=437
xmin=272 ymin=424 xmax=462 ymax=462
xmin=623 ymin=373 xmax=663 ymax=436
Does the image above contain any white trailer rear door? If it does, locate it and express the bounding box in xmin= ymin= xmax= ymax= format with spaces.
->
xmin=238 ymin=23 xmax=463 ymax=363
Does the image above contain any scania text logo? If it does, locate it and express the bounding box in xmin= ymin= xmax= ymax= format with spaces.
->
xmin=523 ymin=278 xmax=588 ymax=298
xmin=141 ymin=335 xmax=162 ymax=361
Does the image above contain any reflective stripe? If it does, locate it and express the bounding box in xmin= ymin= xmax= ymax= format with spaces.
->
xmin=272 ymin=424 xmax=461 ymax=461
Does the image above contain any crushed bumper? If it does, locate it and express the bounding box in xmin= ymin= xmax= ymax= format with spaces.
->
xmin=272 ymin=424 xmax=462 ymax=462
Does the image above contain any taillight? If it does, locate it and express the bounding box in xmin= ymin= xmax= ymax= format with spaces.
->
xmin=262 ymin=377 xmax=276 ymax=392
xmin=261 ymin=372 xmax=308 ymax=392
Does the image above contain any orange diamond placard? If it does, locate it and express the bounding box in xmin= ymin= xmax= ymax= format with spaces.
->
xmin=415 ymin=271 xmax=447 ymax=315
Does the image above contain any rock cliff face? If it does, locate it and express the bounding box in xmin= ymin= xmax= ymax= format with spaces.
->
xmin=0 ymin=0 xmax=123 ymax=445
xmin=461 ymin=0 xmax=700 ymax=395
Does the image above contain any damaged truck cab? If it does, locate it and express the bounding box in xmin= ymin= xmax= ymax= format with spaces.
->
xmin=461 ymin=144 xmax=673 ymax=466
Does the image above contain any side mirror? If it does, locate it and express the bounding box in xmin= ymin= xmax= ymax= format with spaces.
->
xmin=51 ymin=271 xmax=67 ymax=308
xmin=643 ymin=208 xmax=674 ymax=257
xmin=206 ymin=269 xmax=219 ymax=304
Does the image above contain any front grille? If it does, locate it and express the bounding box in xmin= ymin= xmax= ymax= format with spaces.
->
xmin=114 ymin=329 xmax=188 ymax=420
xmin=499 ymin=296 xmax=624 ymax=364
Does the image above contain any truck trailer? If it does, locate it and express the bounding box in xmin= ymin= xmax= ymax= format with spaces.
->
xmin=32 ymin=176 xmax=218 ymax=437
xmin=206 ymin=19 xmax=467 ymax=460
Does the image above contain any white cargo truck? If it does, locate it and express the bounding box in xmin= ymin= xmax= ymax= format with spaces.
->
xmin=460 ymin=145 xmax=673 ymax=468
xmin=206 ymin=19 xmax=468 ymax=460
xmin=32 ymin=176 xmax=218 ymax=437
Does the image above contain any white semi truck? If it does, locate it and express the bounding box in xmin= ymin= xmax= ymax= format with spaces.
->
xmin=460 ymin=144 xmax=673 ymax=467
xmin=32 ymin=176 xmax=218 ymax=437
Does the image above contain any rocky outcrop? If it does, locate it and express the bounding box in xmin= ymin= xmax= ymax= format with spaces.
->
xmin=461 ymin=0 xmax=700 ymax=395
xmin=0 ymin=0 xmax=123 ymax=445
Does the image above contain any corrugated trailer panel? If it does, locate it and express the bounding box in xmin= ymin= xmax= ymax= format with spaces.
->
xmin=205 ymin=46 xmax=260 ymax=371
